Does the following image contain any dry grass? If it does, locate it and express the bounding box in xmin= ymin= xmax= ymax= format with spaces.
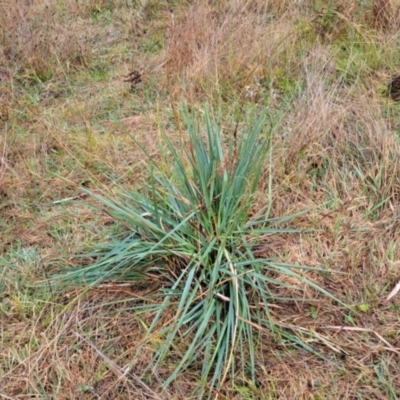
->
xmin=371 ymin=0 xmax=400 ymax=32
xmin=2 ymin=0 xmax=400 ymax=398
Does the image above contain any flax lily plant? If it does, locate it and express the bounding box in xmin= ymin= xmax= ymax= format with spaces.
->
xmin=52 ymin=107 xmax=342 ymax=395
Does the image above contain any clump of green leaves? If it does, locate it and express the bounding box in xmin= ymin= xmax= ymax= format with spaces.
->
xmin=52 ymin=107 xmax=342 ymax=395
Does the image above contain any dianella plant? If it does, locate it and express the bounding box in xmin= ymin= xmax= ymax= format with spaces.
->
xmin=52 ymin=106 xmax=341 ymax=395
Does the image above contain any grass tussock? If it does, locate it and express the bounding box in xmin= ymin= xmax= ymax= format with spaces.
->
xmin=51 ymin=107 xmax=349 ymax=395
xmin=2 ymin=0 xmax=400 ymax=398
xmin=162 ymin=1 xmax=299 ymax=103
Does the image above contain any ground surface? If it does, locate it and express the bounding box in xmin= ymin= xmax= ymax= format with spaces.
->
xmin=1 ymin=0 xmax=400 ymax=398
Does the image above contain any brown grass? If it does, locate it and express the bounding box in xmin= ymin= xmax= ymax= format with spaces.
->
xmin=371 ymin=0 xmax=400 ymax=32
xmin=1 ymin=0 xmax=400 ymax=398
